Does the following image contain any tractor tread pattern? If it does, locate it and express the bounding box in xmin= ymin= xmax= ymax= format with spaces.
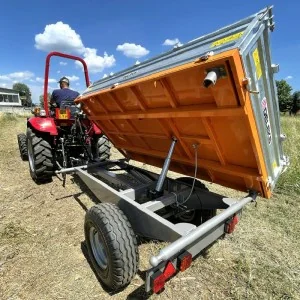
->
xmin=27 ymin=128 xmax=53 ymax=182
xmin=95 ymin=135 xmax=111 ymax=161
xmin=17 ymin=133 xmax=28 ymax=161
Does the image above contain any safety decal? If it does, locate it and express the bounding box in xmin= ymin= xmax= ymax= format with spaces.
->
xmin=261 ymin=97 xmax=272 ymax=145
xmin=211 ymin=31 xmax=244 ymax=48
xmin=252 ymin=48 xmax=262 ymax=80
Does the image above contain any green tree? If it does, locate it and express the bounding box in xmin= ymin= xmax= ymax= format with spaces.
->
xmin=290 ymin=91 xmax=300 ymax=115
xmin=12 ymin=82 xmax=32 ymax=107
xmin=39 ymin=93 xmax=51 ymax=108
xmin=275 ymin=80 xmax=293 ymax=113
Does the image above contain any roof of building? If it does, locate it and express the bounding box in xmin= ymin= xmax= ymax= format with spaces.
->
xmin=0 ymin=87 xmax=19 ymax=94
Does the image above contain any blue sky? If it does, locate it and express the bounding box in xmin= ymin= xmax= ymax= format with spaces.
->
xmin=0 ymin=0 xmax=299 ymax=104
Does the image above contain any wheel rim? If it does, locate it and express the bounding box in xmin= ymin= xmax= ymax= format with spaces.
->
xmin=178 ymin=210 xmax=196 ymax=222
xmin=27 ymin=139 xmax=35 ymax=173
xmin=89 ymin=226 xmax=108 ymax=270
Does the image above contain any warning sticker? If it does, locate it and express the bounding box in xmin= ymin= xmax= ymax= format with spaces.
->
xmin=261 ymin=97 xmax=272 ymax=145
xmin=252 ymin=48 xmax=262 ymax=79
xmin=211 ymin=31 xmax=244 ymax=48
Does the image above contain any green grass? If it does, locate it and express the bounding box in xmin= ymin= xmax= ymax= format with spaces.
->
xmin=275 ymin=116 xmax=300 ymax=195
xmin=0 ymin=114 xmax=299 ymax=299
xmin=0 ymin=112 xmax=18 ymax=123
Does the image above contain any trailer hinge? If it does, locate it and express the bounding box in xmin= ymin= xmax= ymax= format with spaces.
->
xmin=194 ymin=51 xmax=214 ymax=63
xmin=242 ymin=78 xmax=259 ymax=94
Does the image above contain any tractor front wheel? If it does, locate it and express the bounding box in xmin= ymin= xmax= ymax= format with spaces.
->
xmin=27 ymin=128 xmax=54 ymax=183
xmin=17 ymin=133 xmax=28 ymax=161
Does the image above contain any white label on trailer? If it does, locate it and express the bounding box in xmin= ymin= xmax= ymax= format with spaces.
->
xmin=261 ymin=97 xmax=272 ymax=145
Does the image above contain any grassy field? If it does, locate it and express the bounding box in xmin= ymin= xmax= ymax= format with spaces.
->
xmin=0 ymin=114 xmax=299 ymax=299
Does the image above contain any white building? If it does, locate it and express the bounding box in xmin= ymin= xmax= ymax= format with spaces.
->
xmin=0 ymin=88 xmax=22 ymax=106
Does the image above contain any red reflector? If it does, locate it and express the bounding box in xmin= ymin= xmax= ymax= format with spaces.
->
xmin=177 ymin=251 xmax=192 ymax=272
xmin=151 ymin=270 xmax=165 ymax=294
xmin=163 ymin=261 xmax=176 ymax=279
xmin=225 ymin=215 xmax=239 ymax=233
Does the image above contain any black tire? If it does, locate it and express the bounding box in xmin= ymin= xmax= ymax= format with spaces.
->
xmin=92 ymin=134 xmax=111 ymax=161
xmin=175 ymin=177 xmax=216 ymax=225
xmin=27 ymin=128 xmax=54 ymax=183
xmin=17 ymin=133 xmax=28 ymax=161
xmin=84 ymin=203 xmax=139 ymax=291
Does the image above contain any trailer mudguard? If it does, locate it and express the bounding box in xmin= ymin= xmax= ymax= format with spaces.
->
xmin=27 ymin=117 xmax=58 ymax=135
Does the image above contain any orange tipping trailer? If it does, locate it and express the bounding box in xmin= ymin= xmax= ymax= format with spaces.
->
xmin=59 ymin=6 xmax=290 ymax=294
xmin=77 ymin=42 xmax=287 ymax=199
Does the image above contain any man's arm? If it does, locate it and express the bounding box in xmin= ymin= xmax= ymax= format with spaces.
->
xmin=50 ymin=90 xmax=57 ymax=106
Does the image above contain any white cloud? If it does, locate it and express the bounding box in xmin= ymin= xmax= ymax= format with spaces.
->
xmin=163 ymin=38 xmax=183 ymax=47
xmin=35 ymin=22 xmax=115 ymax=74
xmin=57 ymin=70 xmax=61 ymax=74
xmin=1 ymin=83 xmax=8 ymax=88
xmin=135 ymin=60 xmax=140 ymax=65
xmin=0 ymin=75 xmax=10 ymax=81
xmin=35 ymin=22 xmax=85 ymax=53
xmin=0 ymin=71 xmax=34 ymax=82
xmin=66 ymin=75 xmax=79 ymax=82
xmin=110 ymin=72 xmax=114 ymax=76
xmin=36 ymin=77 xmax=56 ymax=83
xmin=116 ymin=43 xmax=149 ymax=58
xmin=59 ymin=61 xmax=67 ymax=66
xmin=285 ymin=75 xmax=293 ymax=80
xmin=76 ymin=48 xmax=116 ymax=74
xmin=75 ymin=82 xmax=80 ymax=86
xmin=102 ymin=74 xmax=108 ymax=79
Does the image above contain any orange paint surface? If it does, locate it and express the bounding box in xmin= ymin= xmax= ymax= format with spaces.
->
xmin=76 ymin=49 xmax=271 ymax=198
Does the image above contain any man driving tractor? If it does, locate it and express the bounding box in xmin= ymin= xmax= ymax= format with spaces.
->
xmin=50 ymin=76 xmax=80 ymax=107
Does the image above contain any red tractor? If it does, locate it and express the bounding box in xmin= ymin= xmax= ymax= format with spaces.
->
xmin=18 ymin=52 xmax=110 ymax=183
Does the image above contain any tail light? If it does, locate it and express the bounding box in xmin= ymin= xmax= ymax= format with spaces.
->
xmin=151 ymin=270 xmax=166 ymax=294
xmin=150 ymin=252 xmax=192 ymax=293
xmin=177 ymin=251 xmax=192 ymax=272
xmin=225 ymin=214 xmax=239 ymax=233
xmin=151 ymin=261 xmax=177 ymax=293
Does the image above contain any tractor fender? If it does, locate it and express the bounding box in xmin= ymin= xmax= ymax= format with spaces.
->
xmin=92 ymin=122 xmax=102 ymax=135
xmin=27 ymin=117 xmax=58 ymax=135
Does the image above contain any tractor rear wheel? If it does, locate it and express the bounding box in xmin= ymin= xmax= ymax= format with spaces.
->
xmin=17 ymin=133 xmax=28 ymax=161
xmin=84 ymin=203 xmax=139 ymax=291
xmin=92 ymin=134 xmax=111 ymax=161
xmin=27 ymin=128 xmax=54 ymax=183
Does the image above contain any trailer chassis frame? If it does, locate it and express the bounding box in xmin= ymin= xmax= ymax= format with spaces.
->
xmin=56 ymin=158 xmax=257 ymax=293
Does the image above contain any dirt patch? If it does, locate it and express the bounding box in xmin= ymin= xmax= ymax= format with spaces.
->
xmin=0 ymin=116 xmax=299 ymax=300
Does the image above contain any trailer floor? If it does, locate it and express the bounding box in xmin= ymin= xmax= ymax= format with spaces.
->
xmin=0 ymin=115 xmax=299 ymax=300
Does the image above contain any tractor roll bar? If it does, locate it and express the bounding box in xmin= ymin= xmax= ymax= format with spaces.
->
xmin=44 ymin=52 xmax=90 ymax=116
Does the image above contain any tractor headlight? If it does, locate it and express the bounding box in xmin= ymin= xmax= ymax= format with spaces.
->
xmin=40 ymin=109 xmax=46 ymax=117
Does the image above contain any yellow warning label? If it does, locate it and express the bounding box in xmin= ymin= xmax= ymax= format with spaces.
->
xmin=272 ymin=160 xmax=277 ymax=169
xmin=211 ymin=31 xmax=244 ymax=48
xmin=252 ymin=48 xmax=262 ymax=79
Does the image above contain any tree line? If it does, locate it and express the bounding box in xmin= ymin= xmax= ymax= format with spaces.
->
xmin=276 ymin=80 xmax=300 ymax=115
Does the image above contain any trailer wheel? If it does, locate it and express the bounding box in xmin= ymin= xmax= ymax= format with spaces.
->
xmin=17 ymin=133 xmax=28 ymax=161
xmin=84 ymin=203 xmax=139 ymax=291
xmin=175 ymin=177 xmax=216 ymax=225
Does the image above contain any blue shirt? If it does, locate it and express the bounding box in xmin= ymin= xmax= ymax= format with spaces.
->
xmin=51 ymin=88 xmax=80 ymax=107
